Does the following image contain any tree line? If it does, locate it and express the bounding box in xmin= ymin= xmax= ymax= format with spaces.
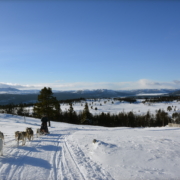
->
xmin=142 ymin=96 xmax=180 ymax=103
xmin=0 ymin=87 xmax=180 ymax=128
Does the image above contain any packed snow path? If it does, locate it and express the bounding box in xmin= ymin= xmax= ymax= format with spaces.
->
xmin=1 ymin=114 xmax=180 ymax=180
xmin=0 ymin=129 xmax=113 ymax=180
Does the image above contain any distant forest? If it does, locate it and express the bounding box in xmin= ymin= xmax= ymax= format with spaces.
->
xmin=0 ymin=95 xmax=180 ymax=128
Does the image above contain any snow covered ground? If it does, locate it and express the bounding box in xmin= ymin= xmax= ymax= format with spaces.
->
xmin=59 ymin=98 xmax=180 ymax=117
xmin=26 ymin=98 xmax=180 ymax=118
xmin=0 ymin=113 xmax=180 ymax=180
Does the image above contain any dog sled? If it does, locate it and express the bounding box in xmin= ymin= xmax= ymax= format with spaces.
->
xmin=40 ymin=122 xmax=50 ymax=135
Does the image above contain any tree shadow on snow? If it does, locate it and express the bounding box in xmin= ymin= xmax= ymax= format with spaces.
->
xmin=17 ymin=146 xmax=40 ymax=153
xmin=36 ymin=140 xmax=63 ymax=143
xmin=1 ymin=156 xmax=51 ymax=169
xmin=47 ymin=133 xmax=66 ymax=137
xmin=38 ymin=145 xmax=62 ymax=152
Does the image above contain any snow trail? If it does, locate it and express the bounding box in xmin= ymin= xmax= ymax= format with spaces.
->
xmin=1 ymin=114 xmax=180 ymax=179
xmin=0 ymin=127 xmax=114 ymax=180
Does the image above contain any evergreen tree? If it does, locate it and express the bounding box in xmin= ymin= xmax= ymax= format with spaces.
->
xmin=145 ymin=111 xmax=151 ymax=127
xmin=54 ymin=101 xmax=62 ymax=121
xmin=127 ymin=111 xmax=136 ymax=127
xmin=167 ymin=106 xmax=172 ymax=111
xmin=81 ymin=103 xmax=92 ymax=124
xmin=6 ymin=103 xmax=15 ymax=114
xmin=67 ymin=103 xmax=74 ymax=123
xmin=66 ymin=103 xmax=78 ymax=124
xmin=172 ymin=112 xmax=180 ymax=123
xmin=33 ymin=87 xmax=59 ymax=124
xmin=17 ymin=104 xmax=25 ymax=116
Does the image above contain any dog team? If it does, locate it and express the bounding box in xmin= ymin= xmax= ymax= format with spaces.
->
xmin=0 ymin=128 xmax=41 ymax=156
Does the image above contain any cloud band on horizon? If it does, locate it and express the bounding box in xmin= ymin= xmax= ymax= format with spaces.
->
xmin=0 ymin=79 xmax=180 ymax=90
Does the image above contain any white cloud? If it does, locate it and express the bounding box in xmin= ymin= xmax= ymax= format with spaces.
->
xmin=174 ymin=80 xmax=180 ymax=85
xmin=0 ymin=79 xmax=180 ymax=90
xmin=0 ymin=82 xmax=35 ymax=89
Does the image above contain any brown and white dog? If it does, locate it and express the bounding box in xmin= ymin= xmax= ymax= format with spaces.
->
xmin=0 ymin=131 xmax=5 ymax=145
xmin=15 ymin=131 xmax=20 ymax=141
xmin=0 ymin=131 xmax=4 ymax=141
xmin=26 ymin=128 xmax=34 ymax=141
xmin=17 ymin=131 xmax=27 ymax=146
xmin=36 ymin=128 xmax=41 ymax=137
xmin=0 ymin=139 xmax=3 ymax=156
xmin=0 ymin=131 xmax=4 ymax=155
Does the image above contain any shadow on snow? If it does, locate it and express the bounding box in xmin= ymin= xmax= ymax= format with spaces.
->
xmin=1 ymin=156 xmax=51 ymax=169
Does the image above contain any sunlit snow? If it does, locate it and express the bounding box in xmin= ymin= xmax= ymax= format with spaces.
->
xmin=0 ymin=99 xmax=180 ymax=179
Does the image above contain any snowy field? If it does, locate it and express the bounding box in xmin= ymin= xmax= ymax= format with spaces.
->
xmin=59 ymin=98 xmax=180 ymax=117
xmin=26 ymin=98 xmax=180 ymax=118
xmin=0 ymin=113 xmax=180 ymax=180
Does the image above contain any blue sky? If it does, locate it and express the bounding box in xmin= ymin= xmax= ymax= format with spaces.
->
xmin=0 ymin=1 xmax=180 ymax=90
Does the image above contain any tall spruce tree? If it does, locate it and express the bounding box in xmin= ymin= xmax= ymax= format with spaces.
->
xmin=54 ymin=100 xmax=62 ymax=122
xmin=81 ymin=103 xmax=92 ymax=124
xmin=17 ymin=104 xmax=25 ymax=116
xmin=33 ymin=87 xmax=59 ymax=123
xmin=66 ymin=103 xmax=77 ymax=124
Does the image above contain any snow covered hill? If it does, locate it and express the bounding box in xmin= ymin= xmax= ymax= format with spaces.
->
xmin=0 ymin=114 xmax=180 ymax=180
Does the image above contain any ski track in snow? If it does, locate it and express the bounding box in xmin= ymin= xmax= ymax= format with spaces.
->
xmin=64 ymin=139 xmax=114 ymax=180
xmin=1 ymin=113 xmax=180 ymax=180
xmin=0 ymin=136 xmax=43 ymax=180
xmin=0 ymin=128 xmax=114 ymax=180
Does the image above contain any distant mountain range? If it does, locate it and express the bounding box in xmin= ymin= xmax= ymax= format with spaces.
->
xmin=0 ymin=87 xmax=20 ymax=92
xmin=0 ymin=88 xmax=177 ymax=95
xmin=0 ymin=88 xmax=39 ymax=94
xmin=170 ymin=90 xmax=180 ymax=96
xmin=0 ymin=88 xmax=179 ymax=105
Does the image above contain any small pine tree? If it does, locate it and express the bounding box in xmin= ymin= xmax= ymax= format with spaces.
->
xmin=54 ymin=101 xmax=62 ymax=121
xmin=17 ymin=104 xmax=25 ymax=116
xmin=81 ymin=103 xmax=92 ymax=124
xmin=68 ymin=103 xmax=74 ymax=119
xmin=167 ymin=106 xmax=172 ymax=111
xmin=67 ymin=103 xmax=78 ymax=124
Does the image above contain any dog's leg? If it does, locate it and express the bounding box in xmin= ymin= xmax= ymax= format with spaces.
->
xmin=23 ymin=138 xmax=25 ymax=145
xmin=17 ymin=134 xmax=21 ymax=146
